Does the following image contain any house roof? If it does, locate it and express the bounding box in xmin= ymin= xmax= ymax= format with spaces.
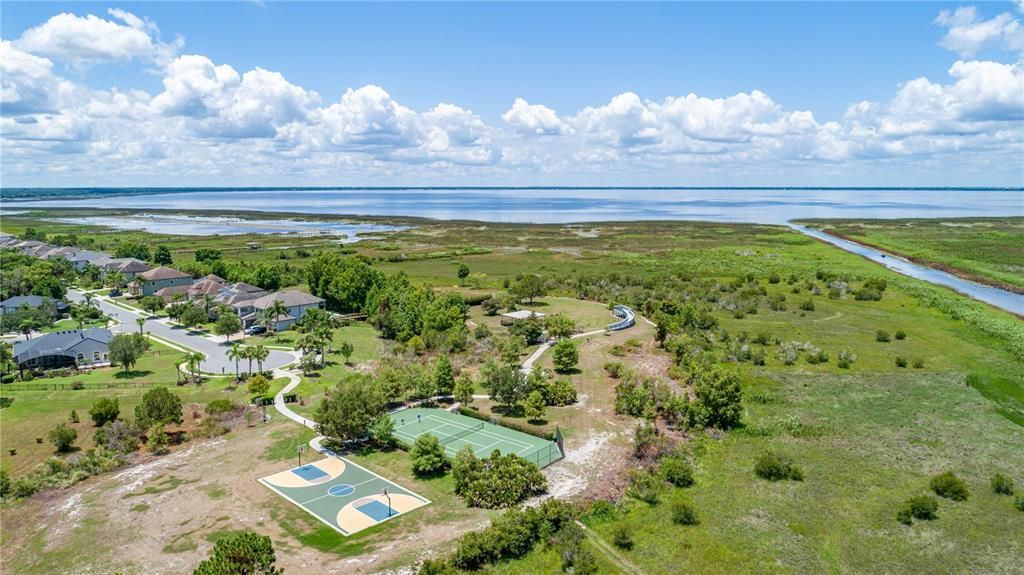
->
xmin=501 ymin=310 xmax=546 ymax=320
xmin=103 ymin=258 xmax=152 ymax=273
xmin=200 ymin=274 xmax=226 ymax=283
xmin=0 ymin=295 xmax=51 ymax=309
xmin=251 ymin=290 xmax=325 ymax=310
xmin=140 ymin=266 xmax=192 ymax=281
xmin=154 ymin=285 xmax=192 ymax=298
xmin=13 ymin=328 xmax=113 ymax=362
xmin=67 ymin=250 xmax=112 ymax=264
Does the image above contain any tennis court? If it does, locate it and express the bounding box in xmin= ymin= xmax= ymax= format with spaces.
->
xmin=390 ymin=407 xmax=563 ymax=469
xmin=259 ymin=455 xmax=430 ymax=536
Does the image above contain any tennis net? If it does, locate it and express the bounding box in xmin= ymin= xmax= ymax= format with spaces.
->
xmin=440 ymin=421 xmax=485 ymax=444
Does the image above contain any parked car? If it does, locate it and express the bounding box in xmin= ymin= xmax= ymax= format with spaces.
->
xmin=108 ymin=289 xmax=122 ymax=297
xmin=244 ymin=325 xmax=267 ymax=336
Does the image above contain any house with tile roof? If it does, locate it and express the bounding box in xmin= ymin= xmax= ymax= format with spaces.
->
xmin=131 ymin=266 xmax=194 ymax=296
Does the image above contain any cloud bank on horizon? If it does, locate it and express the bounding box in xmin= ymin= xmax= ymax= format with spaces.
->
xmin=1 ymin=4 xmax=1022 ymax=187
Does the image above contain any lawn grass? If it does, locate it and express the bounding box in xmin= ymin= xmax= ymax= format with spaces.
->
xmin=0 ymin=341 xmax=248 ymax=475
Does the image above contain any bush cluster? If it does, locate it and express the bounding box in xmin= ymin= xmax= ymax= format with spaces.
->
xmin=452 ymin=447 xmax=547 ymax=508
xmin=445 ymin=499 xmax=575 ymax=571
xmin=754 ymin=451 xmax=804 ymax=481
xmin=897 ymin=495 xmax=939 ymax=525
xmin=991 ymin=473 xmax=1015 ymax=496
xmin=930 ymin=471 xmax=969 ymax=501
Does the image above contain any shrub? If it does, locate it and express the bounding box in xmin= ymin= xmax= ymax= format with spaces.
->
xmin=754 ymin=451 xmax=803 ymax=481
xmin=604 ymin=361 xmax=626 ymax=378
xmin=545 ymin=379 xmax=577 ymax=406
xmin=69 ymin=410 xmax=79 ymax=423
xmin=671 ymin=500 xmax=699 ymax=525
xmin=897 ymin=495 xmax=939 ymax=525
xmin=912 ymin=358 xmax=924 ymax=369
xmin=895 ymin=330 xmax=906 ymax=340
xmin=205 ymin=399 xmax=236 ymax=416
xmin=768 ymin=273 xmax=780 ymax=284
xmin=838 ymin=350 xmax=856 ymax=369
xmin=48 ymin=424 xmax=77 ymax=453
xmin=799 ymin=299 xmax=815 ymax=311
xmin=612 ymin=525 xmax=634 ymax=550
xmin=1016 ymin=495 xmax=1024 ymax=512
xmin=626 ymin=469 xmax=663 ymax=505
xmin=89 ymin=398 xmax=120 ymax=427
xmin=991 ymin=473 xmax=1015 ymax=496
xmin=660 ymin=456 xmax=695 ymax=488
xmin=410 ymin=434 xmax=449 ymax=476
xmin=876 ymin=330 xmax=890 ymax=342
xmin=930 ymin=471 xmax=969 ymax=501
xmin=455 ymin=450 xmax=547 ymax=508
xmin=895 ymin=356 xmax=908 ymax=368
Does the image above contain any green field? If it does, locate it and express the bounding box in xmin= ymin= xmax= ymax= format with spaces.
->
xmin=800 ymin=217 xmax=1024 ymax=292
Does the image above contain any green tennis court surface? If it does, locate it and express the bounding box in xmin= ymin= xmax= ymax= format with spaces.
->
xmin=259 ymin=455 xmax=430 ymax=536
xmin=391 ymin=407 xmax=563 ymax=469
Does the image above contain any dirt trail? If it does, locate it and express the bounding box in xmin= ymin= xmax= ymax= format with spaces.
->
xmin=576 ymin=520 xmax=646 ymax=575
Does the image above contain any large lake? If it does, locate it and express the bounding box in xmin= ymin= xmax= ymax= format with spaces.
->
xmin=6 ymin=188 xmax=1022 ymax=224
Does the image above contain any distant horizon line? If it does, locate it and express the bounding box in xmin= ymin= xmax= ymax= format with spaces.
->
xmin=4 ymin=186 xmax=1023 ymax=193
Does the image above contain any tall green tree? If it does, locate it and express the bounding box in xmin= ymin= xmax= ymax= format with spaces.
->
xmin=434 ymin=354 xmax=455 ymax=396
xmin=109 ymin=333 xmax=147 ymax=373
xmin=153 ymin=245 xmax=173 ymax=265
xmin=314 ymin=374 xmax=387 ymax=441
xmin=552 ymin=339 xmax=579 ymax=373
xmin=691 ymin=366 xmax=743 ymax=430
xmin=215 ymin=312 xmax=242 ymax=342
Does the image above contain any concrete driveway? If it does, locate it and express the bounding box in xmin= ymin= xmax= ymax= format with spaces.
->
xmin=68 ymin=289 xmax=296 ymax=375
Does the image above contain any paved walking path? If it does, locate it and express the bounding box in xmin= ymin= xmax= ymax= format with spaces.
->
xmin=68 ymin=288 xmax=297 ymax=374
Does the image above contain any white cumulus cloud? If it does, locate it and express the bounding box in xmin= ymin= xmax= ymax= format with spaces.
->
xmin=502 ymin=98 xmax=572 ymax=135
xmin=935 ymin=6 xmax=1024 ymax=57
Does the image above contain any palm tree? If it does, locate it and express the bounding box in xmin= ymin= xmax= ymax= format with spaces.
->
xmin=242 ymin=346 xmax=255 ymax=376
xmin=135 ymin=317 xmax=146 ymax=335
xmin=295 ymin=333 xmax=318 ymax=356
xmin=104 ymin=271 xmax=125 ymax=289
xmin=19 ymin=319 xmax=36 ymax=340
xmin=174 ymin=358 xmax=184 ymax=384
xmin=83 ymin=292 xmax=97 ymax=308
xmin=252 ymin=344 xmax=269 ymax=374
xmin=200 ymin=294 xmax=216 ymax=318
xmin=185 ymin=351 xmax=204 ymax=384
xmin=227 ymin=344 xmax=242 ymax=380
xmin=316 ymin=324 xmax=333 ymax=355
xmin=265 ymin=300 xmax=289 ymax=342
xmin=71 ymin=304 xmax=89 ymax=330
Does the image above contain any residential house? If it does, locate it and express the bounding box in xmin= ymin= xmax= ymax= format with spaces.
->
xmin=0 ymin=295 xmax=69 ymax=316
xmin=215 ymin=282 xmax=268 ymax=317
xmin=131 ymin=266 xmax=194 ymax=296
xmin=62 ymin=250 xmax=114 ymax=272
xmin=101 ymin=258 xmax=152 ymax=279
xmin=12 ymin=328 xmax=114 ymax=370
xmin=243 ymin=290 xmax=325 ymax=331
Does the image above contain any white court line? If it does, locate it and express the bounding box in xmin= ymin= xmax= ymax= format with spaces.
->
xmin=423 ymin=414 xmax=534 ymax=450
xmin=300 ymin=476 xmax=381 ymax=506
xmin=397 ymin=423 xmax=491 ymax=449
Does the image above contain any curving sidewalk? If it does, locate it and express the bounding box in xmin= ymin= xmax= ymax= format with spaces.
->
xmin=520 ymin=305 xmax=638 ymax=372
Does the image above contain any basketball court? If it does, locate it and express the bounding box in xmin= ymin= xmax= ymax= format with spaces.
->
xmin=390 ymin=407 xmax=563 ymax=469
xmin=259 ymin=455 xmax=430 ymax=536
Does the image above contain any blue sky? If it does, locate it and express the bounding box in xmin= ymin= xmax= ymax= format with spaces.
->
xmin=1 ymin=1 xmax=1022 ymax=187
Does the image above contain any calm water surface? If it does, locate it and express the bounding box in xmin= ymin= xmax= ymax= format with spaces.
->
xmin=8 ymin=188 xmax=1022 ymax=224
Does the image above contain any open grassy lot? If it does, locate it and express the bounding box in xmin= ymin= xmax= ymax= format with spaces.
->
xmin=468 ymin=295 xmax=619 ymax=334
xmin=800 ymin=217 xmax=1024 ymax=292
xmin=0 ymin=377 xmax=242 ymax=476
